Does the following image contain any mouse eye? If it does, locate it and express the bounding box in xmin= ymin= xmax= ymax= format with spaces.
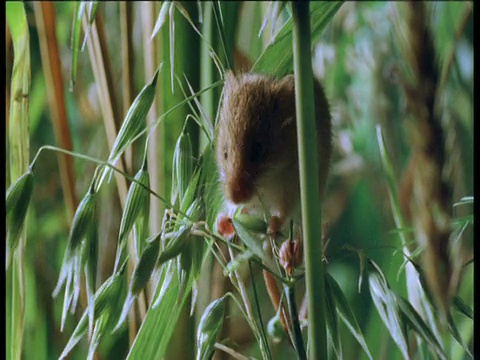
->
xmin=249 ymin=141 xmax=265 ymax=164
xmin=223 ymin=150 xmax=228 ymax=160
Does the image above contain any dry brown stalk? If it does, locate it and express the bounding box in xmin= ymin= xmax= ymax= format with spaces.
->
xmin=398 ymin=2 xmax=454 ymax=322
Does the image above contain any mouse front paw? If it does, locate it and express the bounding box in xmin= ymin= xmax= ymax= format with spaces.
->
xmin=216 ymin=213 xmax=235 ymax=238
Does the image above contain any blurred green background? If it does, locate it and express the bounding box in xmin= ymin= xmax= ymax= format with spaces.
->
xmin=6 ymin=2 xmax=473 ymax=359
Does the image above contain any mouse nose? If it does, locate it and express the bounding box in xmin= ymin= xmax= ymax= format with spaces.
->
xmin=227 ymin=173 xmax=254 ymax=204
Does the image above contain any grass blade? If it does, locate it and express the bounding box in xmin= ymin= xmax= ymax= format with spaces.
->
xmin=70 ymin=1 xmax=86 ymax=90
xmin=447 ymin=312 xmax=473 ymax=358
xmin=253 ymin=2 xmax=343 ymax=77
xmin=81 ymin=1 xmax=99 ymax=51
xmin=324 ymin=275 xmax=342 ymax=359
xmin=183 ymin=74 xmax=214 ymax=141
xmin=453 ymin=295 xmax=473 ymax=320
xmin=169 ymin=2 xmax=175 ymax=93
xmin=126 ymin=262 xmax=196 ymax=359
xmin=395 ymin=293 xmax=447 ymax=359
xmin=368 ymin=260 xmax=410 ymax=359
xmin=326 ymin=273 xmax=373 ymax=360
xmin=151 ymin=1 xmax=171 ymax=40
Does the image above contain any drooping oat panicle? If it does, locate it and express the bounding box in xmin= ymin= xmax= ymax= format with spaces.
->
xmin=53 ymin=179 xmax=99 ymax=334
xmin=59 ymin=261 xmax=127 ymax=359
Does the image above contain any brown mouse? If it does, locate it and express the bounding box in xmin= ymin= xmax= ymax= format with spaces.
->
xmin=216 ymin=71 xmax=332 ymax=230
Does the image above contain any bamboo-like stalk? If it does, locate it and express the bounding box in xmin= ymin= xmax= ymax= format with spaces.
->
xmin=199 ymin=1 xmax=215 ymax=150
xmin=6 ymin=3 xmax=30 ymax=359
xmin=197 ymin=7 xmax=219 ymax=349
xmin=291 ymin=2 xmax=327 ymax=359
xmin=160 ymin=4 xmax=201 ymax=359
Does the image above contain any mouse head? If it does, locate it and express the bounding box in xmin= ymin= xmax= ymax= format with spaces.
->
xmin=216 ymin=72 xmax=297 ymax=206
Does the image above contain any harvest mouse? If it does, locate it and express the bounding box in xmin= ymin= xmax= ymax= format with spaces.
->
xmin=216 ymin=71 xmax=332 ymax=233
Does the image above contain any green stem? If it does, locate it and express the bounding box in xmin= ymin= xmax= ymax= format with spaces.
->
xmin=291 ymin=2 xmax=327 ymax=359
xmin=248 ymin=261 xmax=272 ymax=360
xmin=284 ymin=283 xmax=306 ymax=360
xmin=7 ymin=3 xmax=30 ymax=359
xmin=199 ymin=1 xmax=216 ymax=150
xmin=29 ymin=145 xmax=196 ymax=220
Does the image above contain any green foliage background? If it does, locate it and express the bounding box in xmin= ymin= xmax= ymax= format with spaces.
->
xmin=6 ymin=2 xmax=473 ymax=360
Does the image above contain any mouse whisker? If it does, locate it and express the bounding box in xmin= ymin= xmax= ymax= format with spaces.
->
xmin=251 ymin=185 xmax=272 ymax=219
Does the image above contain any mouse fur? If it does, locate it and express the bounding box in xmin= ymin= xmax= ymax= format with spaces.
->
xmin=216 ymin=71 xmax=332 ymax=227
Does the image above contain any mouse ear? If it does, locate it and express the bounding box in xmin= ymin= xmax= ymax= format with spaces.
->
xmin=224 ymin=70 xmax=236 ymax=84
xmin=222 ymin=70 xmax=237 ymax=97
xmin=275 ymin=74 xmax=295 ymax=94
